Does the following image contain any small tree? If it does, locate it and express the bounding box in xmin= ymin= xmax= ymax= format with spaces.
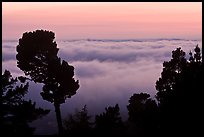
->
xmin=127 ymin=93 xmax=158 ymax=136
xmin=1 ymin=70 xmax=49 ymax=136
xmin=16 ymin=30 xmax=80 ymax=135
xmin=64 ymin=105 xmax=93 ymax=135
xmin=95 ymin=104 xmax=125 ymax=135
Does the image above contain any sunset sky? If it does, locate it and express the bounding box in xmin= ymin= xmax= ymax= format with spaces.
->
xmin=2 ymin=2 xmax=202 ymax=40
xmin=2 ymin=2 xmax=202 ymax=135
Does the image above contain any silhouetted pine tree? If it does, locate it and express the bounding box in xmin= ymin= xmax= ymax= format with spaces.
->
xmin=16 ymin=30 xmax=80 ymax=135
xmin=156 ymin=45 xmax=203 ymax=135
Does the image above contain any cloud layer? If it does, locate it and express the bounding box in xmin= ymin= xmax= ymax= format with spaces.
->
xmin=2 ymin=39 xmax=201 ymax=135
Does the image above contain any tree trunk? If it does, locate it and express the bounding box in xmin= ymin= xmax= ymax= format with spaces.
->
xmin=54 ymin=102 xmax=63 ymax=135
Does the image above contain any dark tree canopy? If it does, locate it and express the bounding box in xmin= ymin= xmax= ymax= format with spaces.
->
xmin=1 ymin=70 xmax=49 ymax=136
xmin=127 ymin=93 xmax=159 ymax=136
xmin=16 ymin=30 xmax=59 ymax=83
xmin=41 ymin=58 xmax=80 ymax=105
xmin=95 ymin=104 xmax=125 ymax=135
xmin=16 ymin=29 xmax=80 ymax=105
xmin=2 ymin=70 xmax=29 ymax=106
xmin=156 ymin=45 xmax=202 ymax=107
xmin=127 ymin=93 xmax=158 ymax=122
xmin=63 ymin=105 xmax=92 ymax=135
xmin=156 ymin=47 xmax=187 ymax=105
xmin=155 ymin=45 xmax=203 ymax=135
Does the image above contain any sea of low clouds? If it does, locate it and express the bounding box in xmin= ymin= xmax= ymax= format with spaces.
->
xmin=2 ymin=39 xmax=202 ymax=134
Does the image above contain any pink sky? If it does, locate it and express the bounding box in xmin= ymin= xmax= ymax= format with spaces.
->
xmin=2 ymin=2 xmax=202 ymax=40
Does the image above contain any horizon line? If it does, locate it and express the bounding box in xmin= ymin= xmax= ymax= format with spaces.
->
xmin=2 ymin=38 xmax=202 ymax=42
